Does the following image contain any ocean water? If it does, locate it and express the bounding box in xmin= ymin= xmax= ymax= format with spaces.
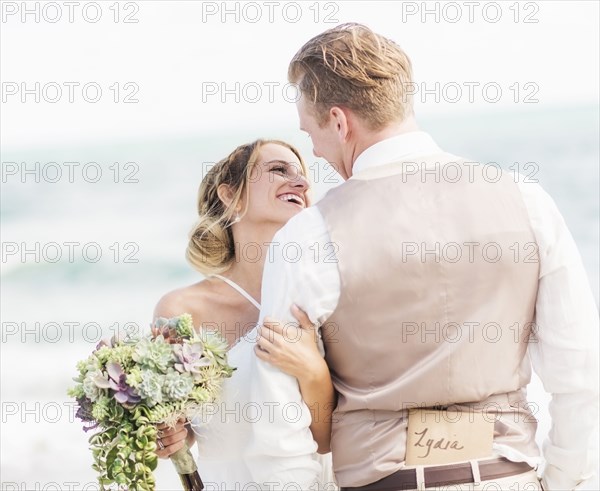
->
xmin=1 ymin=105 xmax=598 ymax=489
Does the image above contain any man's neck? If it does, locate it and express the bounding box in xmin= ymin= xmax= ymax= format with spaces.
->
xmin=345 ymin=115 xmax=420 ymax=178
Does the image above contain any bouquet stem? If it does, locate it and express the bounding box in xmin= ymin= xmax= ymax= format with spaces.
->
xmin=170 ymin=443 xmax=204 ymax=491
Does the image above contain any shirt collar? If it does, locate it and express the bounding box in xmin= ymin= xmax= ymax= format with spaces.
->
xmin=352 ymin=131 xmax=443 ymax=176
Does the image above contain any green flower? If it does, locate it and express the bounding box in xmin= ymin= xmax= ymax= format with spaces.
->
xmin=196 ymin=365 xmax=225 ymax=401
xmin=83 ymin=379 xmax=101 ymax=402
xmin=189 ymin=386 xmax=211 ymax=403
xmin=75 ymin=355 xmax=101 ymax=381
xmin=144 ymin=401 xmax=185 ymax=425
xmin=106 ymin=345 xmax=135 ymax=368
xmin=136 ymin=370 xmax=164 ymax=406
xmin=163 ymin=369 xmax=193 ymax=401
xmin=83 ymin=369 xmax=109 ymax=402
xmin=175 ymin=314 xmax=194 ymax=339
xmin=94 ymin=346 xmax=112 ymax=365
xmin=133 ymin=336 xmax=174 ymax=373
xmin=126 ymin=367 xmax=143 ymax=388
xmin=76 ymin=359 xmax=88 ymax=374
xmin=67 ymin=384 xmax=85 ymax=399
xmin=199 ymin=329 xmax=228 ymax=362
xmin=92 ymin=395 xmax=111 ymax=421
xmin=76 ymin=358 xmax=95 ymax=376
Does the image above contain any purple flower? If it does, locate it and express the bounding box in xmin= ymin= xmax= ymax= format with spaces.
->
xmin=106 ymin=362 xmax=141 ymax=405
xmin=75 ymin=396 xmax=100 ymax=432
xmin=173 ymin=343 xmax=210 ymax=378
xmin=95 ymin=334 xmax=120 ymax=352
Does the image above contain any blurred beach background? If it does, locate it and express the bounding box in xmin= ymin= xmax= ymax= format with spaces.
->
xmin=1 ymin=1 xmax=598 ymax=489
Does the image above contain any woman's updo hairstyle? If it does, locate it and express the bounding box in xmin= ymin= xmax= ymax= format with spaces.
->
xmin=186 ymin=139 xmax=304 ymax=275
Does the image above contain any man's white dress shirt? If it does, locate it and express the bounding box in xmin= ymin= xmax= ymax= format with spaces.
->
xmin=247 ymin=132 xmax=599 ymax=490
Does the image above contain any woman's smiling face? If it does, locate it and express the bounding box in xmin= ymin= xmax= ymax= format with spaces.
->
xmin=241 ymin=142 xmax=310 ymax=227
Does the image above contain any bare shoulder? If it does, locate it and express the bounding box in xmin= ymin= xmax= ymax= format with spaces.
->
xmin=153 ymin=281 xmax=215 ymax=326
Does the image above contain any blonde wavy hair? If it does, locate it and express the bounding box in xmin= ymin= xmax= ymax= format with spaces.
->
xmin=186 ymin=139 xmax=306 ymax=275
xmin=288 ymin=23 xmax=414 ymax=129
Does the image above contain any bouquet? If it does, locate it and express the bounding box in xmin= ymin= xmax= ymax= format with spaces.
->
xmin=68 ymin=314 xmax=235 ymax=491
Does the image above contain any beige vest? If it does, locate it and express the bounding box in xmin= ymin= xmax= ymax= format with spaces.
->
xmin=317 ymin=154 xmax=540 ymax=487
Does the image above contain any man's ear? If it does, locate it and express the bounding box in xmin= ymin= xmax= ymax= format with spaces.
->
xmin=330 ymin=106 xmax=350 ymax=142
xmin=217 ymin=184 xmax=236 ymax=208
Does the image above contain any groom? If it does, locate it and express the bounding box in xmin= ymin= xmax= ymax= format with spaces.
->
xmin=249 ymin=23 xmax=599 ymax=490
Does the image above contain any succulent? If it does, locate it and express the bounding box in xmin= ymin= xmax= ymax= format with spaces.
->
xmin=133 ymin=335 xmax=174 ymax=372
xmin=91 ymin=395 xmax=111 ymax=421
xmin=173 ymin=341 xmax=211 ymax=380
xmin=196 ymin=364 xmax=226 ymax=401
xmin=105 ymin=345 xmax=136 ymax=369
xmin=189 ymin=386 xmax=211 ymax=404
xmin=151 ymin=314 xmax=195 ymax=345
xmin=136 ymin=369 xmax=164 ymax=406
xmin=175 ymin=313 xmax=194 ymax=338
xmin=95 ymin=337 xmax=114 ymax=352
xmin=94 ymin=346 xmax=112 ymax=365
xmin=75 ymin=396 xmax=94 ymax=422
xmin=163 ymin=369 xmax=194 ymax=401
xmin=67 ymin=384 xmax=85 ymax=399
xmin=69 ymin=313 xmax=236 ymax=491
xmin=75 ymin=396 xmax=100 ymax=432
xmin=199 ymin=329 xmax=229 ymax=363
xmin=76 ymin=356 xmax=99 ymax=376
xmin=106 ymin=362 xmax=141 ymax=405
xmin=151 ymin=317 xmax=180 ymax=344
xmin=125 ymin=366 xmax=143 ymax=388
xmin=83 ymin=369 xmax=108 ymax=402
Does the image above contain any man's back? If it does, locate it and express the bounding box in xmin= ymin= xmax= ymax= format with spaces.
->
xmin=317 ymin=153 xmax=540 ymax=486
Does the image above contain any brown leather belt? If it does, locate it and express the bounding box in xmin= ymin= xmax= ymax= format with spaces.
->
xmin=340 ymin=457 xmax=533 ymax=491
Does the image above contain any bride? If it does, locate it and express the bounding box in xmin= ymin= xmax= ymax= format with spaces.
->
xmin=152 ymin=139 xmax=336 ymax=488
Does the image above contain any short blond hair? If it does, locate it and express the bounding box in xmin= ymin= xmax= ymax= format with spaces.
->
xmin=289 ymin=23 xmax=413 ymax=129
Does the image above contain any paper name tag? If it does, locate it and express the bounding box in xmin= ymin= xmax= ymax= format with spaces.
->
xmin=405 ymin=409 xmax=494 ymax=466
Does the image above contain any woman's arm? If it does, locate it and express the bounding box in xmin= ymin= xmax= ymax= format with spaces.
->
xmin=153 ymin=289 xmax=190 ymax=324
xmin=296 ymin=356 xmax=336 ymax=454
xmin=256 ymin=304 xmax=335 ymax=453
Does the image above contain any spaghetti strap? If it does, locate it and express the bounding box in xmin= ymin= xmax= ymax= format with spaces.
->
xmin=212 ymin=274 xmax=261 ymax=311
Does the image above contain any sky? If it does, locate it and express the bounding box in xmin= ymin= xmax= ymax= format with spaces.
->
xmin=1 ymin=0 xmax=599 ymax=148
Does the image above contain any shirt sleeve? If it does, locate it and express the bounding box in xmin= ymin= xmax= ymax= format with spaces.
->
xmin=245 ymin=206 xmax=341 ymax=489
xmin=517 ymin=180 xmax=599 ymax=490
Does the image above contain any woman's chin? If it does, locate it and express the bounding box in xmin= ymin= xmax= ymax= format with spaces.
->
xmin=256 ymin=208 xmax=305 ymax=229
xmin=286 ymin=207 xmax=304 ymax=220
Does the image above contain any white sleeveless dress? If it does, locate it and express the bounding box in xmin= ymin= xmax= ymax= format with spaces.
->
xmin=191 ymin=275 xmax=337 ymax=489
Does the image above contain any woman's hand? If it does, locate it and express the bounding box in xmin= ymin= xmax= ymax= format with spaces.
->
xmin=255 ymin=304 xmax=328 ymax=383
xmin=155 ymin=418 xmax=194 ymax=459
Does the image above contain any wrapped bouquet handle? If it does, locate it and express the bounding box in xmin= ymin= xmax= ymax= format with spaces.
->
xmin=171 ymin=443 xmax=204 ymax=491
